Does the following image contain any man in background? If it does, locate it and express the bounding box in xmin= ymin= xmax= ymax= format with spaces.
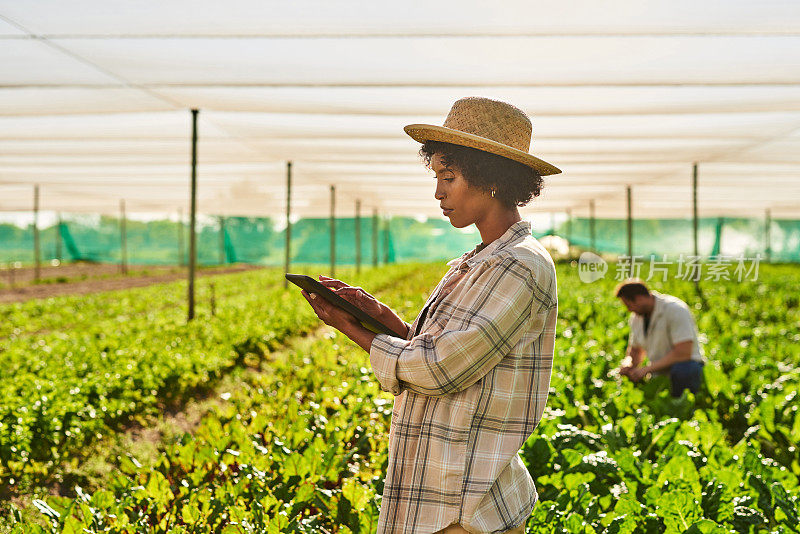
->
xmin=615 ymin=279 xmax=705 ymax=397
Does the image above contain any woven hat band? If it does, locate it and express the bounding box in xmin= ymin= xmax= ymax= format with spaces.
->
xmin=442 ymin=97 xmax=533 ymax=153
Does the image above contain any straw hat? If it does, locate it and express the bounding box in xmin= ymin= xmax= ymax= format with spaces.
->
xmin=404 ymin=97 xmax=561 ymax=176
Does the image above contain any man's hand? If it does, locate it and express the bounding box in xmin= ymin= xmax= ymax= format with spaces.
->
xmin=619 ymin=346 xmax=646 ymax=382
xmin=628 ymin=367 xmax=649 ymax=383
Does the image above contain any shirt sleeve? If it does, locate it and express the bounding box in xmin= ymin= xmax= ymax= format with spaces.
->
xmin=369 ymin=256 xmax=550 ymax=397
xmin=628 ymin=316 xmax=643 ymax=349
xmin=403 ymin=321 xmax=412 ymax=339
xmin=668 ymin=304 xmax=697 ymax=345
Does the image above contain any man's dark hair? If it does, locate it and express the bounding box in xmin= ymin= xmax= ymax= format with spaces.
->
xmin=419 ymin=140 xmax=544 ymax=209
xmin=615 ymin=280 xmax=650 ymax=300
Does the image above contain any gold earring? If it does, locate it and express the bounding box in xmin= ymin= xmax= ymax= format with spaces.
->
xmin=490 ymin=188 xmax=496 ymax=198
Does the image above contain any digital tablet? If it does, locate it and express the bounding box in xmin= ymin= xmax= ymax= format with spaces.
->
xmin=285 ymin=274 xmax=406 ymax=338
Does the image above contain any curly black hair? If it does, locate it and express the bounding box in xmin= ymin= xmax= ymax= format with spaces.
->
xmin=419 ymin=140 xmax=544 ymax=209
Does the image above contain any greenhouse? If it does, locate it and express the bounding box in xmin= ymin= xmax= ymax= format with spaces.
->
xmin=1 ymin=1 xmax=799 ymax=532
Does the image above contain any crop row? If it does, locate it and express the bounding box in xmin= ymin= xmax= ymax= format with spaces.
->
xmin=7 ymin=264 xmax=443 ymax=532
xmin=0 ymin=264 xmax=426 ymax=499
xmin=6 ymin=262 xmax=800 ymax=532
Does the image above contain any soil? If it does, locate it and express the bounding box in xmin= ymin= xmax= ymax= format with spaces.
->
xmin=0 ymin=263 xmax=262 ymax=304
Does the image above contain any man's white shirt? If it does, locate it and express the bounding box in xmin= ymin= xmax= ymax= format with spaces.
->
xmin=628 ymin=291 xmax=704 ymax=374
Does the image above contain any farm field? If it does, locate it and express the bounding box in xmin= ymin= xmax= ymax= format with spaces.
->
xmin=0 ymin=263 xmax=260 ymax=304
xmin=0 ymin=264 xmax=428 ymax=507
xmin=2 ymin=261 xmax=799 ymax=532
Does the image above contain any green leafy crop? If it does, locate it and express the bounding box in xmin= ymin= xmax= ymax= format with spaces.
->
xmin=3 ymin=262 xmax=799 ymax=532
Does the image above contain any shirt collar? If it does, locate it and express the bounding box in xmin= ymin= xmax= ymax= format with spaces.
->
xmin=447 ymin=220 xmax=532 ymax=268
xmin=650 ymin=291 xmax=665 ymax=320
xmin=636 ymin=291 xmax=663 ymax=323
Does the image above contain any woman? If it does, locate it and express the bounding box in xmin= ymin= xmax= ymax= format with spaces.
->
xmin=301 ymin=97 xmax=560 ymax=533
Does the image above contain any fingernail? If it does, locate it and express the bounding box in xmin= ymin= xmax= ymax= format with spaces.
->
xmin=310 ymin=294 xmax=316 ymax=299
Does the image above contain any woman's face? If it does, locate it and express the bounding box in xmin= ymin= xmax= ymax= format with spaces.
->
xmin=431 ymin=152 xmax=490 ymax=229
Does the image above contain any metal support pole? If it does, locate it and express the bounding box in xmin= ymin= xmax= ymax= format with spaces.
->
xmin=589 ymin=200 xmax=596 ymax=253
xmin=765 ymin=209 xmax=772 ymax=263
xmin=383 ymin=216 xmax=390 ymax=264
xmin=626 ymin=186 xmax=633 ymax=258
xmin=283 ymin=161 xmax=292 ymax=288
xmin=692 ymin=163 xmax=701 ymax=294
xmin=218 ymin=215 xmax=226 ymax=265
xmin=55 ymin=212 xmax=62 ymax=264
xmin=120 ymin=199 xmax=128 ymax=274
xmin=330 ymin=185 xmax=336 ymax=277
xmin=188 ymin=109 xmax=199 ymax=322
xmin=692 ymin=163 xmax=699 ymax=258
xmin=33 ymin=185 xmax=41 ymax=281
xmin=355 ymin=199 xmax=362 ymax=274
xmin=177 ymin=208 xmax=184 ymax=267
xmin=372 ymin=208 xmax=379 ymax=267
xmin=566 ymin=208 xmax=572 ymax=257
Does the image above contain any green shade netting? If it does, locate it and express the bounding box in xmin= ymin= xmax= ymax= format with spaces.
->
xmin=556 ymin=217 xmax=799 ymax=262
xmin=2 ymin=215 xmax=798 ymax=266
xmin=0 ymin=215 xmax=487 ymax=266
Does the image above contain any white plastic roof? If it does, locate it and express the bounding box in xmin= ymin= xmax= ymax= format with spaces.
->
xmin=1 ymin=0 xmax=799 ymax=220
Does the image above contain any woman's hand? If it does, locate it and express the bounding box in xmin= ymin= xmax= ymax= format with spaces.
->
xmin=299 ymin=275 xmax=381 ymax=353
xmin=301 ymin=287 xmax=362 ymax=333
xmin=317 ymin=276 xmax=383 ymax=317
xmin=318 ymin=276 xmax=409 ymax=338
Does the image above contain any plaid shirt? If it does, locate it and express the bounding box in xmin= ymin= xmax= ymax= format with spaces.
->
xmin=370 ymin=220 xmax=557 ymax=533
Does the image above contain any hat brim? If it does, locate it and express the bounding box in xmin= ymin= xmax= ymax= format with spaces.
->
xmin=404 ymin=123 xmax=561 ymax=176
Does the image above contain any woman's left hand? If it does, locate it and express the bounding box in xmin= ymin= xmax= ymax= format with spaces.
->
xmin=301 ymin=289 xmax=362 ymax=334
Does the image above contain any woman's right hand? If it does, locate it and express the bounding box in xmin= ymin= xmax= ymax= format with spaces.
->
xmin=317 ymin=275 xmax=409 ymax=338
xmin=318 ymin=275 xmax=383 ymax=317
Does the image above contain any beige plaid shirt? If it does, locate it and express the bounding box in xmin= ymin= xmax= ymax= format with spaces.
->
xmin=370 ymin=220 xmax=558 ymax=534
